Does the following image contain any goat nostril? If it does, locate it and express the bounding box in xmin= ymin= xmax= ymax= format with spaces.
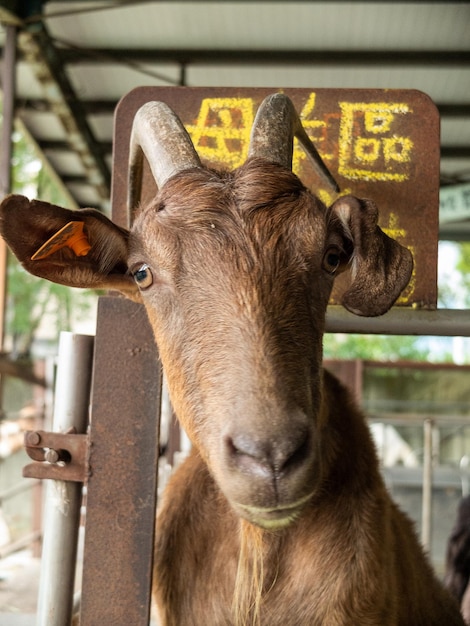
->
xmin=226 ymin=435 xmax=273 ymax=478
xmin=279 ymin=434 xmax=310 ymax=474
xmin=225 ymin=430 xmax=311 ymax=477
xmin=226 ymin=434 xmax=266 ymax=461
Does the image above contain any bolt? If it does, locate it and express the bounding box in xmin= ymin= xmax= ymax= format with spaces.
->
xmin=44 ymin=448 xmax=60 ymax=464
xmin=26 ymin=431 xmax=41 ymax=446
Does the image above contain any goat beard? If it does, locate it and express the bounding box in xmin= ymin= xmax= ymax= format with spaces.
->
xmin=232 ymin=519 xmax=279 ymax=626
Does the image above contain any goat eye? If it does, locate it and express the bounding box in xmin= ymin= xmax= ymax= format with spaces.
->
xmin=132 ymin=263 xmax=153 ymax=289
xmin=322 ymin=248 xmax=342 ymax=275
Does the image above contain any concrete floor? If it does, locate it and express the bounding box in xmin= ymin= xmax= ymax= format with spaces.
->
xmin=0 ymin=549 xmax=159 ymax=625
xmin=0 ymin=549 xmax=39 ymax=624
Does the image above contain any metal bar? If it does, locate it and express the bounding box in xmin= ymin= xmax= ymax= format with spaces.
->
xmin=57 ymin=47 xmax=470 ymax=67
xmin=36 ymin=332 xmax=94 ymax=626
xmin=35 ymin=139 xmax=469 ymax=161
xmin=0 ymin=23 xmax=16 ymax=197
xmin=441 ymin=146 xmax=470 ymax=159
xmin=421 ymin=418 xmax=434 ymax=550
xmin=79 ymin=297 xmax=161 ymax=626
xmin=37 ymin=139 xmax=113 ymax=154
xmin=440 ymin=223 xmax=470 ymax=242
xmin=18 ymin=97 xmax=470 ymax=119
xmin=23 ymin=430 xmax=89 ymax=482
xmin=325 ymin=307 xmax=470 ymax=337
xmin=0 ymin=23 xmax=16 ymax=351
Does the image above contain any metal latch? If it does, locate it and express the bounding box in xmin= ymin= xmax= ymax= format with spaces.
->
xmin=23 ymin=428 xmax=90 ymax=483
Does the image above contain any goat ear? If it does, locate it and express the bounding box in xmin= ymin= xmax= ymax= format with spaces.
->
xmin=0 ymin=195 xmax=140 ymax=300
xmin=329 ymin=195 xmax=413 ymax=317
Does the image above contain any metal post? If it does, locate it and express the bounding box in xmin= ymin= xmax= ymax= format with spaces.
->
xmin=421 ymin=418 xmax=434 ymax=551
xmin=0 ymin=23 xmax=17 ymax=411
xmin=36 ymin=332 xmax=94 ymax=626
xmin=0 ymin=23 xmax=16 ymax=199
xmin=79 ymin=296 xmax=161 ymax=626
xmin=325 ymin=306 xmax=470 ymax=337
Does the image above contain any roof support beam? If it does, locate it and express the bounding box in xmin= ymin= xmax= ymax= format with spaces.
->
xmin=17 ymin=97 xmax=119 ymax=115
xmin=3 ymin=11 xmax=111 ymax=207
xmin=37 ymin=140 xmax=469 ymax=160
xmin=18 ymin=98 xmax=470 ymax=119
xmin=0 ymin=23 xmax=17 ymax=351
xmin=441 ymin=146 xmax=470 ymax=159
xmin=19 ymin=20 xmax=111 ymax=200
xmin=56 ymin=47 xmax=470 ymax=67
xmin=39 ymin=139 xmax=113 ymax=154
xmin=326 ymin=307 xmax=470 ymax=337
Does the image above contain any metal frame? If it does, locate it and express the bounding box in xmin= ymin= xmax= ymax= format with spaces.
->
xmin=35 ymin=332 xmax=93 ymax=626
xmin=79 ymin=297 xmax=161 ymax=625
xmin=325 ymin=306 xmax=470 ymax=337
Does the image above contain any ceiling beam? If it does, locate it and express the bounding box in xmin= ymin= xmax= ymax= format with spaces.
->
xmin=14 ymin=18 xmax=111 ymax=206
xmin=37 ymin=140 xmax=470 ymax=160
xmin=441 ymin=146 xmax=470 ymax=159
xmin=55 ymin=47 xmax=470 ymax=67
xmin=437 ymin=104 xmax=470 ymax=118
xmin=39 ymin=139 xmax=113 ymax=153
xmin=18 ymin=98 xmax=470 ymax=119
xmin=17 ymin=97 xmax=118 ymax=115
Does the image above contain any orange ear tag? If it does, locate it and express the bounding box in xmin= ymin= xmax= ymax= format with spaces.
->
xmin=31 ymin=221 xmax=92 ymax=261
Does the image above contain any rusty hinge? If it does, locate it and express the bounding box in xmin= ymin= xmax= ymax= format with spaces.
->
xmin=23 ymin=428 xmax=90 ymax=483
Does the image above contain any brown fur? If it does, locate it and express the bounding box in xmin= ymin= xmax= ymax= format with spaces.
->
xmin=445 ymin=497 xmax=470 ymax=624
xmin=0 ymin=159 xmax=462 ymax=625
xmin=154 ymin=372 xmax=463 ymax=625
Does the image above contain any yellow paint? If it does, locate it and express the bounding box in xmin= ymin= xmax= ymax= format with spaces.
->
xmin=184 ymin=95 xmax=416 ymax=187
xmin=293 ymin=93 xmax=331 ymax=173
xmin=382 ymin=212 xmax=407 ymax=240
xmin=354 ymin=138 xmax=381 ymax=164
xmin=185 ymin=98 xmax=254 ymax=169
xmin=317 ymin=188 xmax=354 ymax=207
xmin=316 ymin=188 xmax=335 ymax=207
xmin=364 ymin=110 xmax=396 ymax=134
xmin=382 ymin=136 xmax=413 ymax=164
xmin=382 ymin=213 xmax=415 ymax=301
xmin=338 ymin=102 xmax=414 ymax=182
xmin=396 ymin=245 xmax=416 ymax=304
xmin=182 ymin=94 xmax=417 ymax=205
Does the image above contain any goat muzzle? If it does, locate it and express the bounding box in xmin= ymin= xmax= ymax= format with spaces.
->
xmin=216 ymin=411 xmax=318 ymax=529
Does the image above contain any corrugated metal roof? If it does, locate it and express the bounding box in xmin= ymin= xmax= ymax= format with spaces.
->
xmin=0 ymin=0 xmax=468 ymax=234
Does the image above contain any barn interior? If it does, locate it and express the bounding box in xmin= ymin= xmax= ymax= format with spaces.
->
xmin=0 ymin=1 xmax=469 ymax=623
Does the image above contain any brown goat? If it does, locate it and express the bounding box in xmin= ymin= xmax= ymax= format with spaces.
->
xmin=0 ymin=94 xmax=464 ymax=625
xmin=446 ymin=496 xmax=470 ymax=624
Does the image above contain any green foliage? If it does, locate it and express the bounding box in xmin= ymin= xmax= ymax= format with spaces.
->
xmin=5 ymin=251 xmax=95 ymax=357
xmin=323 ymin=332 xmax=432 ymax=363
xmin=456 ymin=242 xmax=470 ymax=308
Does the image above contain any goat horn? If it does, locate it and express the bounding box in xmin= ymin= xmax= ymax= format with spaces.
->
xmin=248 ymin=94 xmax=339 ymax=193
xmin=128 ymin=101 xmax=201 ymax=222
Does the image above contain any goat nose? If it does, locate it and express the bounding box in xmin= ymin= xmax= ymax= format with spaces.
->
xmin=225 ymin=428 xmax=310 ymax=478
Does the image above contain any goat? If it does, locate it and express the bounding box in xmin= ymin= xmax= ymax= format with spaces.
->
xmin=446 ymin=496 xmax=470 ymax=624
xmin=0 ymin=94 xmax=464 ymax=625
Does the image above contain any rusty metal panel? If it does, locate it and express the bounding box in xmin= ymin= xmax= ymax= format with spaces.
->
xmin=79 ymin=296 xmax=161 ymax=625
xmin=113 ymin=87 xmax=439 ymax=309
